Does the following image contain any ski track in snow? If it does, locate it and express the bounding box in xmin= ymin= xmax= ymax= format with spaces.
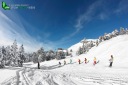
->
xmin=2 ymin=65 xmax=128 ymax=85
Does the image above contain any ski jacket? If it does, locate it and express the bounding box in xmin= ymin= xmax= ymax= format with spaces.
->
xmin=78 ymin=59 xmax=80 ymax=62
xmin=109 ymin=58 xmax=113 ymax=62
xmin=85 ymin=58 xmax=87 ymax=61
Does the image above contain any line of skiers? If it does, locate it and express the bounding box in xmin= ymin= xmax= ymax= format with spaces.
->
xmin=59 ymin=55 xmax=114 ymax=67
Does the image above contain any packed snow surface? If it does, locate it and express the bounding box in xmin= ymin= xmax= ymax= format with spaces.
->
xmin=0 ymin=35 xmax=128 ymax=85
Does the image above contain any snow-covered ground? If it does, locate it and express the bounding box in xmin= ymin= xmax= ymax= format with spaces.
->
xmin=0 ymin=67 xmax=20 ymax=85
xmin=0 ymin=35 xmax=128 ymax=85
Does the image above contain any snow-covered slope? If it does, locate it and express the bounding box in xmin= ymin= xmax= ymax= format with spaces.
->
xmin=1 ymin=35 xmax=128 ymax=85
xmin=68 ymin=39 xmax=97 ymax=55
xmin=78 ymin=35 xmax=128 ymax=67
xmin=68 ymin=42 xmax=82 ymax=52
xmin=24 ymin=35 xmax=128 ymax=85
xmin=49 ymin=34 xmax=128 ymax=68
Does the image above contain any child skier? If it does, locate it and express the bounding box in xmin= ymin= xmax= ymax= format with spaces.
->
xmin=64 ymin=60 xmax=66 ymax=65
xmin=70 ymin=59 xmax=72 ymax=64
xmin=59 ymin=62 xmax=61 ymax=66
xmin=84 ymin=58 xmax=87 ymax=64
xmin=78 ymin=59 xmax=81 ymax=64
xmin=93 ymin=57 xmax=96 ymax=65
xmin=109 ymin=55 xmax=114 ymax=67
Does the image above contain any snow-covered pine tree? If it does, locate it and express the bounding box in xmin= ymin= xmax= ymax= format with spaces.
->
xmin=45 ymin=51 xmax=50 ymax=61
xmin=90 ymin=41 xmax=94 ymax=47
xmin=126 ymin=28 xmax=128 ymax=34
xmin=114 ymin=29 xmax=119 ymax=36
xmin=96 ymin=40 xmax=99 ymax=46
xmin=84 ymin=43 xmax=89 ymax=53
xmin=18 ymin=44 xmax=25 ymax=66
xmin=11 ymin=40 xmax=18 ymax=66
xmin=32 ymin=52 xmax=38 ymax=63
xmin=24 ymin=53 xmax=32 ymax=62
xmin=0 ymin=47 xmax=4 ymax=68
xmin=1 ymin=46 xmax=6 ymax=66
xmin=56 ymin=52 xmax=60 ymax=60
xmin=120 ymin=27 xmax=126 ymax=35
xmin=81 ymin=38 xmax=88 ymax=53
xmin=5 ymin=46 xmax=11 ymax=65
xmin=111 ymin=29 xmax=119 ymax=37
xmin=99 ymin=36 xmax=103 ymax=43
xmin=66 ymin=49 xmax=69 ymax=56
xmin=70 ymin=49 xmax=72 ymax=52
xmin=49 ymin=50 xmax=55 ymax=60
xmin=37 ymin=47 xmax=46 ymax=62
xmin=77 ymin=46 xmax=82 ymax=55
xmin=103 ymin=33 xmax=107 ymax=40
xmin=56 ymin=50 xmax=64 ymax=60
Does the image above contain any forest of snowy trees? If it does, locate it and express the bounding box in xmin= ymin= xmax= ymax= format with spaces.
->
xmin=0 ymin=41 xmax=69 ymax=68
xmin=76 ymin=27 xmax=128 ymax=55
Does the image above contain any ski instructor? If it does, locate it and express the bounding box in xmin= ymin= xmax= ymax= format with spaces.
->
xmin=109 ymin=55 xmax=114 ymax=67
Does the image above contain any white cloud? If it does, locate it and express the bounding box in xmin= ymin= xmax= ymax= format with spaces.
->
xmin=0 ymin=10 xmax=55 ymax=52
xmin=75 ymin=0 xmax=103 ymax=29
xmin=60 ymin=0 xmax=103 ymax=41
xmin=114 ymin=0 xmax=128 ymax=14
xmin=99 ymin=13 xmax=108 ymax=20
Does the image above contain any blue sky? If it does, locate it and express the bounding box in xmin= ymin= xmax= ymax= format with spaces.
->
xmin=0 ymin=0 xmax=128 ymax=52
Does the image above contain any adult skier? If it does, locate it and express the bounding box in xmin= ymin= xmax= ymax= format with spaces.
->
xmin=78 ymin=59 xmax=81 ymax=64
xmin=38 ymin=61 xmax=40 ymax=69
xmin=109 ymin=55 xmax=114 ymax=67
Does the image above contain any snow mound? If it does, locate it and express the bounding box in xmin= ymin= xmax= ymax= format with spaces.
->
xmin=68 ymin=39 xmax=97 ymax=52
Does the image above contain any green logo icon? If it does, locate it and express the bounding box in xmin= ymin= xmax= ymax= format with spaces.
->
xmin=2 ymin=1 xmax=10 ymax=10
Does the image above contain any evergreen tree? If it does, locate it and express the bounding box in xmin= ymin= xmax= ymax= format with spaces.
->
xmin=114 ymin=29 xmax=119 ymax=36
xmin=120 ymin=27 xmax=125 ymax=35
xmin=1 ymin=46 xmax=6 ymax=66
xmin=46 ymin=51 xmax=50 ymax=61
xmin=19 ymin=44 xmax=25 ymax=61
xmin=5 ymin=46 xmax=11 ymax=65
xmin=96 ymin=40 xmax=99 ymax=46
xmin=78 ymin=47 xmax=82 ymax=55
xmin=32 ymin=52 xmax=38 ymax=63
xmin=126 ymin=28 xmax=128 ymax=34
xmin=56 ymin=51 xmax=63 ymax=60
xmin=66 ymin=50 xmax=69 ymax=56
xmin=37 ymin=47 xmax=46 ymax=62
xmin=99 ymin=36 xmax=102 ymax=43
xmin=49 ymin=50 xmax=55 ymax=59
xmin=70 ymin=49 xmax=72 ymax=52
xmin=0 ymin=47 xmax=4 ymax=68
xmin=11 ymin=40 xmax=18 ymax=66
xmin=18 ymin=44 xmax=25 ymax=66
